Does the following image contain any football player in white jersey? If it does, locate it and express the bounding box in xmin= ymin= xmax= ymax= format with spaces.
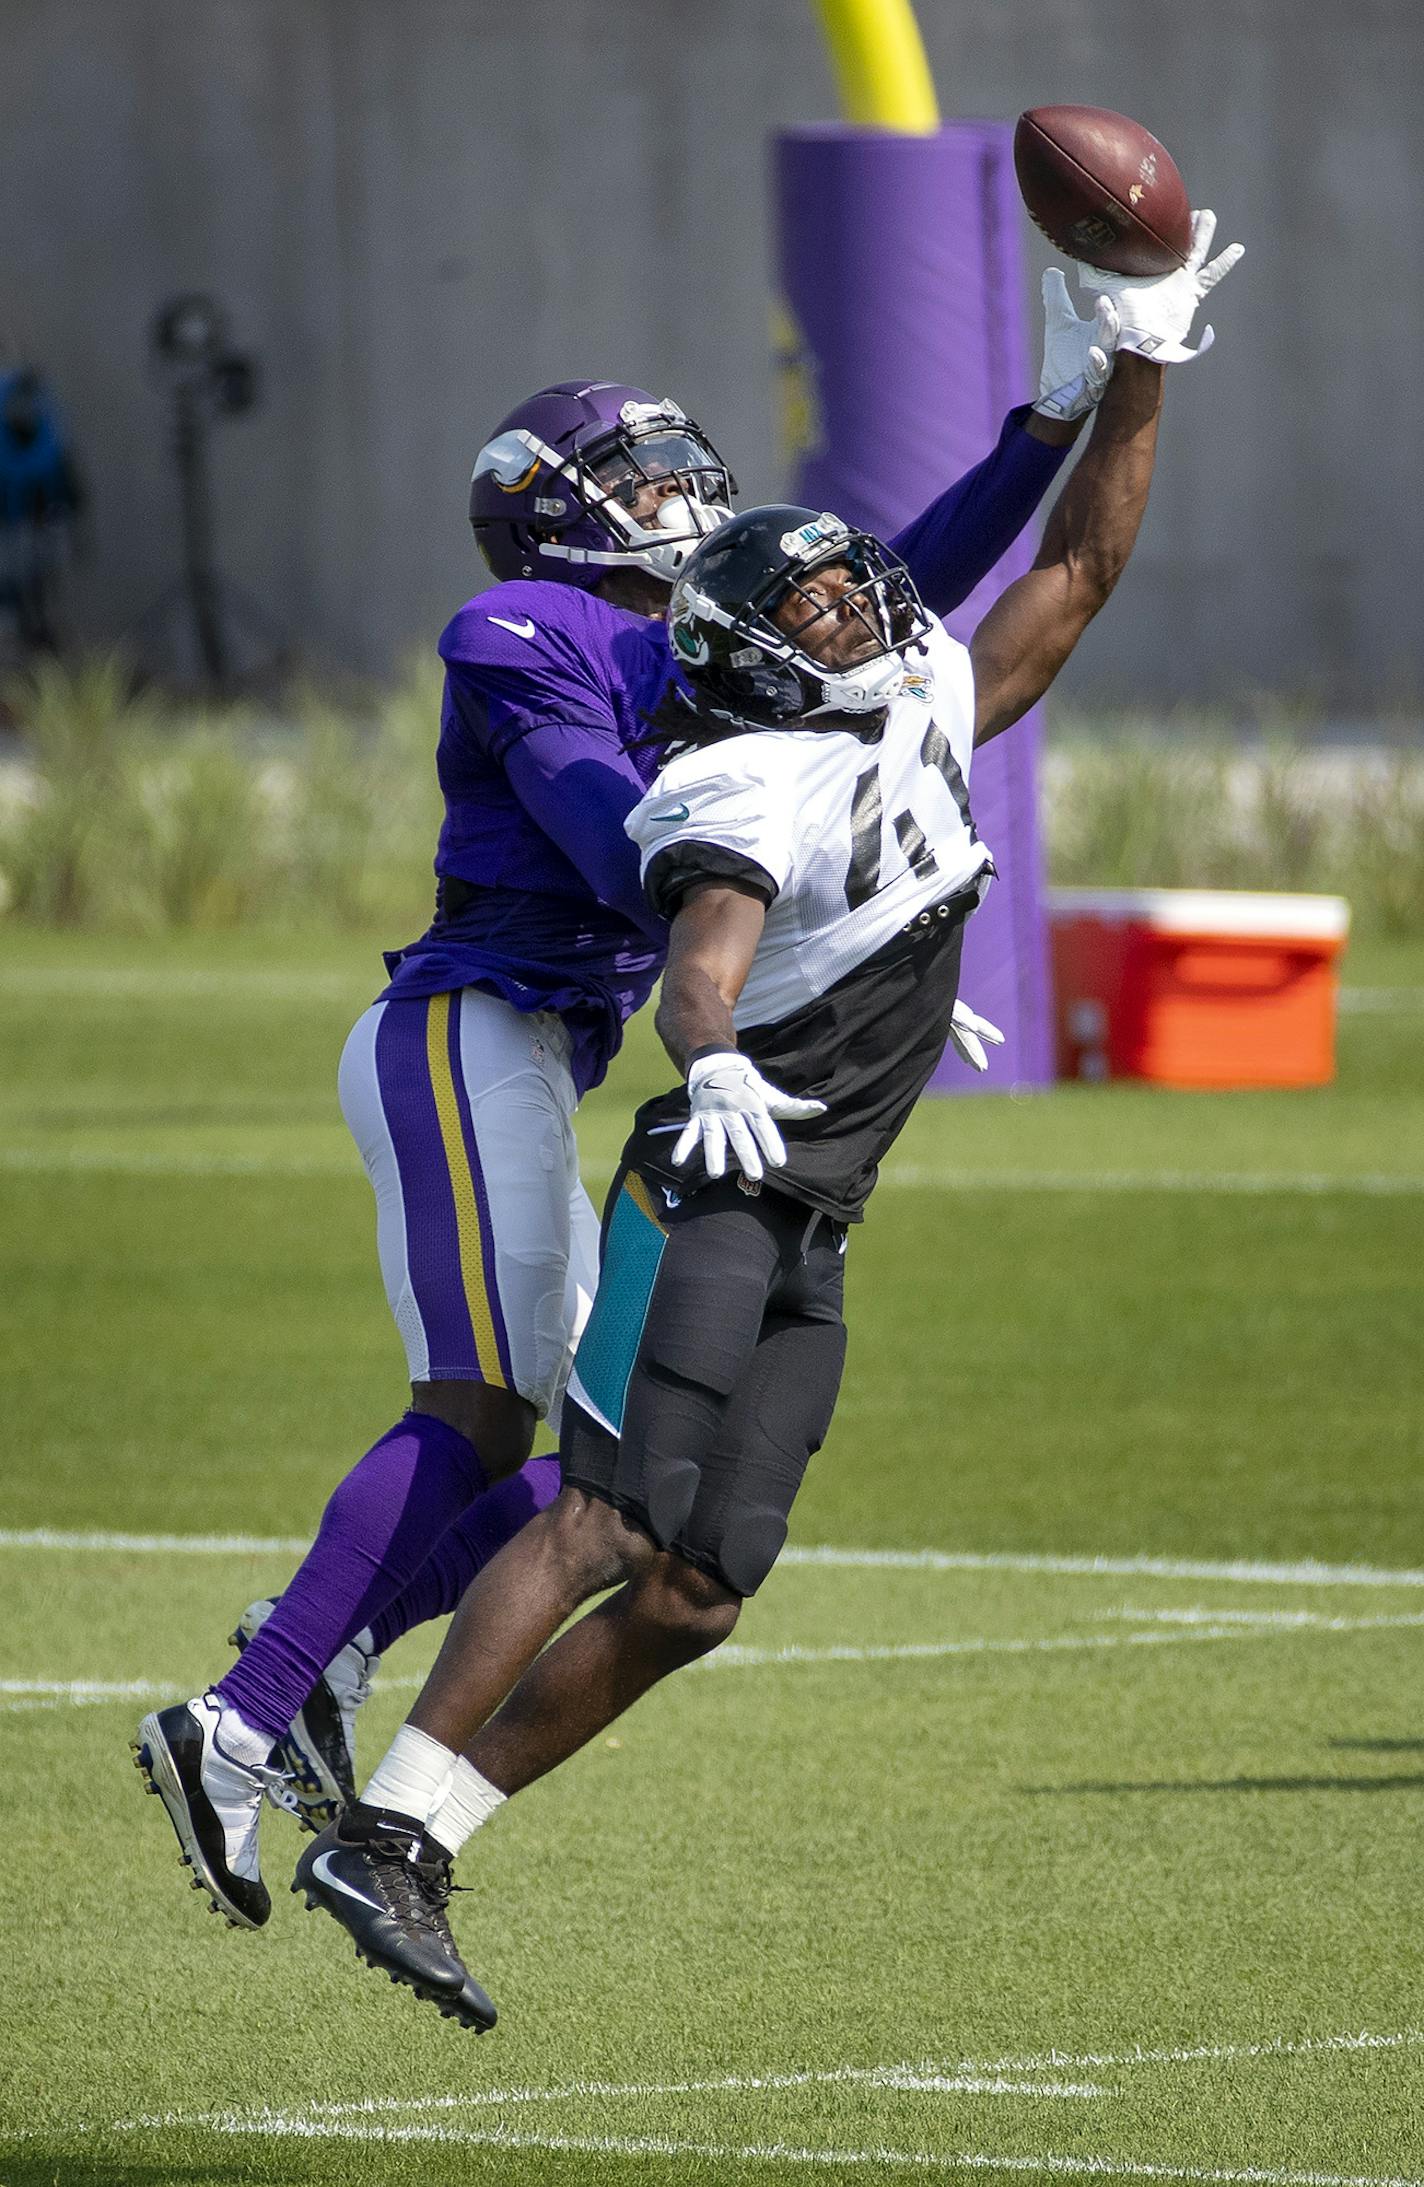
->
xmin=291 ymin=230 xmax=1243 ymax=2024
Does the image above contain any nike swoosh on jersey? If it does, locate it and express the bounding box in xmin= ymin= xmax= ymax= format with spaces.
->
xmin=649 ymin=802 xmax=691 ymax=824
xmin=488 ymin=614 xmax=537 ymax=639
xmin=312 ymin=1850 xmax=385 ymax=1912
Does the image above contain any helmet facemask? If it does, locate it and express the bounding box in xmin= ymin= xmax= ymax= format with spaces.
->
xmin=670 ymin=512 xmax=931 ymax=732
xmin=473 ymin=400 xmax=734 ymax=586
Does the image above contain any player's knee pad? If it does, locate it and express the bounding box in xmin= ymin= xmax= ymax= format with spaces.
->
xmin=691 ymin=1503 xmax=789 ymax=1599
xmin=620 ymin=1355 xmax=731 ymax=1547
xmin=640 ymin=1452 xmax=701 ymax=1548
xmin=785 ymin=1321 xmax=848 ymax=1461
xmin=634 ymin=1364 xmax=720 ymax=1546
xmin=676 ymin=1314 xmax=847 ymax=1596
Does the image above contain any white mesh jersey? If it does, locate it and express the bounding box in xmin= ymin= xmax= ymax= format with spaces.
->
xmin=623 ymin=616 xmax=993 ymax=1221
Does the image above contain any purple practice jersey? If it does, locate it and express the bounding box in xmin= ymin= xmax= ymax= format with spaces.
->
xmin=381 ymin=581 xmax=673 ymax=1095
xmin=382 ymin=404 xmax=1067 ymax=1095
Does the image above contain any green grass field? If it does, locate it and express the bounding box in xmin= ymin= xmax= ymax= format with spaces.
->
xmin=2 ymin=927 xmax=1422 ymax=2187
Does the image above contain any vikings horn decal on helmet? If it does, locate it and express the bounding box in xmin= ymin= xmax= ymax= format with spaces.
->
xmin=469 ymin=382 xmax=736 ymax=589
xmin=665 ymin=505 xmax=931 ymax=731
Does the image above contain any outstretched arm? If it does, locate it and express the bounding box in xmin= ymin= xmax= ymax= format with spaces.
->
xmin=889 ymin=276 xmax=1118 ymax=616
xmin=969 ymin=209 xmax=1243 ymax=745
xmin=970 ymin=354 xmax=1164 ymax=746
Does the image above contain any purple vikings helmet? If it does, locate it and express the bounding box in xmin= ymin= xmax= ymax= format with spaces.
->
xmin=469 ymin=381 xmax=736 ymax=590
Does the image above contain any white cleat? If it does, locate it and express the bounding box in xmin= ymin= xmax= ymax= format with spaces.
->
xmin=131 ymin=1692 xmax=295 ymax=1929
xmin=230 ymin=1600 xmax=380 ymax=1835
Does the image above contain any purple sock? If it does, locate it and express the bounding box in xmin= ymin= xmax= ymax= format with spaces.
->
xmin=215 ymin=1411 xmax=486 ymax=1742
xmin=367 ymin=1455 xmax=561 ymax=1654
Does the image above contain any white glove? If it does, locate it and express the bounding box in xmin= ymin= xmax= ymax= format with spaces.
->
xmin=1034 ymin=271 xmax=1120 ymax=421
xmin=948 ymin=999 xmax=1005 ymax=1073
xmin=672 ymin=1051 xmax=826 ymax=1183
xmin=1078 ymin=209 xmax=1244 ymax=364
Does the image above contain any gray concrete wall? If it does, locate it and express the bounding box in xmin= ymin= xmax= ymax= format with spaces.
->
xmin=4 ymin=0 xmax=1421 ymax=706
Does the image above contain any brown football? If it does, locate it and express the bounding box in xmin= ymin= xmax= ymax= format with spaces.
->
xmin=1014 ymin=105 xmax=1193 ymax=277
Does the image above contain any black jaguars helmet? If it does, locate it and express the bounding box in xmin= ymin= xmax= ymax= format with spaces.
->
xmin=665 ymin=504 xmax=930 ymax=732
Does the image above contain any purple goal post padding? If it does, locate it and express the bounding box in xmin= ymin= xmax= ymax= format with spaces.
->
xmin=772 ymin=121 xmax=1054 ymax=1092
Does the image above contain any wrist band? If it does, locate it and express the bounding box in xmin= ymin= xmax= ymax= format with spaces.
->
xmin=685 ymin=1043 xmax=737 ymax=1073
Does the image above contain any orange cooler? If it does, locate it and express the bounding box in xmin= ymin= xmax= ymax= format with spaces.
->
xmin=1047 ymin=888 xmax=1351 ymax=1088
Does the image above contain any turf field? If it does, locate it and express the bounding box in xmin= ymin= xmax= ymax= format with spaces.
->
xmin=2 ymin=926 xmax=1422 ymax=2187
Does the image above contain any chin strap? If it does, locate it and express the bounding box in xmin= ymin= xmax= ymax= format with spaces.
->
xmin=542 ymin=492 xmax=728 ymax=580
xmin=800 ymin=652 xmax=908 ymax=722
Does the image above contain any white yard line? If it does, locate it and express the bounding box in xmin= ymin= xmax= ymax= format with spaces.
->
xmin=0 ymin=1527 xmax=315 ymax=1553
xmin=108 ymin=2025 xmax=1424 ymax=2135
xmin=7 ymin=1609 xmax=1422 ymax=1713
xmin=92 ymin=2026 xmax=1424 ymax=2177
xmin=6 ymin=1143 xmax=1423 ymax=1192
xmin=779 ymin=1548 xmax=1424 ymax=1589
xmin=4 ymin=967 xmax=1416 ymax=1017
xmin=0 ymin=966 xmax=364 ymax=1001
xmin=0 ymin=1678 xmax=176 ymax=1714
xmin=879 ymin=1168 xmax=1424 ymax=1197
xmin=301 ymin=2068 xmax=1105 ymax=2118
xmin=104 ymin=2110 xmax=1423 ymax=2185
xmin=1106 ymin=1607 xmax=1355 ymax=1628
xmin=703 ymin=1630 xmax=1243 ymax=1670
xmin=296 ymin=2026 xmax=1424 ymax=2124
xmin=938 ymin=2028 xmax=1424 ymax=2080
xmin=703 ymin=1612 xmax=1424 ymax=1672
xmin=8 ymin=1530 xmax=1424 ymax=1590
xmin=0 ymin=1146 xmax=352 ymax=1178
xmin=0 ymin=1677 xmax=171 ymax=1698
xmin=6 ymin=1539 xmax=1422 ymax=1711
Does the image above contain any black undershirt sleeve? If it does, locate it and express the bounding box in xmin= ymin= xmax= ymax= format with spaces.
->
xmin=643 ymin=841 xmax=780 ymax=921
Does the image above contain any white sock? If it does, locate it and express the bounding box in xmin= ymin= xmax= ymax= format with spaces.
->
xmin=209 ymin=1694 xmax=276 ymax=1770
xmin=425 ymin=1757 xmax=506 ymax=1857
xmin=361 ymin=1723 xmax=457 ymax=1827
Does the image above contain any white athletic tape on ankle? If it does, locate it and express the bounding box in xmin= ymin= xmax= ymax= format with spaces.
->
xmin=360 ymin=1722 xmax=457 ymax=1826
xmin=425 ymin=1757 xmax=505 ymax=1856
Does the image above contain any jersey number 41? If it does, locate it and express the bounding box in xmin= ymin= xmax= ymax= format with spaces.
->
xmin=844 ymin=724 xmax=977 ymax=911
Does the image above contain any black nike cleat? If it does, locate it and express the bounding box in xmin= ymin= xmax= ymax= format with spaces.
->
xmin=231 ymin=1600 xmax=378 ymax=1835
xmin=413 ymin=1842 xmax=498 ymax=2033
xmin=293 ymin=1806 xmax=493 ymax=2027
xmin=132 ymin=1694 xmax=294 ymax=1930
xmin=451 ymin=1970 xmax=499 ymax=2032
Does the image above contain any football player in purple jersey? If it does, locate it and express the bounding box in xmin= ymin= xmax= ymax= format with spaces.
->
xmin=133 ymin=279 xmax=1122 ymax=1946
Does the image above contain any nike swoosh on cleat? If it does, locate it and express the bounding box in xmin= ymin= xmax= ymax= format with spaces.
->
xmin=488 ymin=615 xmax=536 ymax=638
xmin=311 ymin=1850 xmax=385 ymax=1913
